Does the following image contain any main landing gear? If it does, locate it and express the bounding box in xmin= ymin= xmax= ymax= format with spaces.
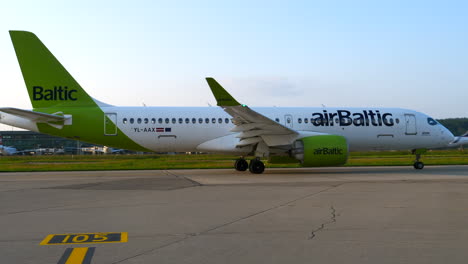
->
xmin=412 ymin=149 xmax=426 ymax=170
xmin=234 ymin=158 xmax=248 ymax=171
xmin=234 ymin=157 xmax=265 ymax=174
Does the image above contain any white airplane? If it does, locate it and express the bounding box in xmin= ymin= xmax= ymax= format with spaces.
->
xmin=448 ymin=131 xmax=468 ymax=148
xmin=0 ymin=31 xmax=457 ymax=173
xmin=0 ymin=145 xmax=17 ymax=156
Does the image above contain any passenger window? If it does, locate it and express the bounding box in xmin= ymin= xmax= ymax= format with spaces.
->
xmin=178 ymin=118 xmax=183 ymax=124
xmin=212 ymin=118 xmax=216 ymax=123
xmin=205 ymin=118 xmax=210 ymax=124
xmin=287 ymin=117 xmax=291 ymax=124
xmin=123 ymin=118 xmax=127 ymax=124
xmin=192 ymin=118 xmax=196 ymax=124
xmin=198 ymin=118 xmax=203 ymax=124
xmin=158 ymin=118 xmax=163 ymax=124
xmin=304 ymin=118 xmax=308 ymax=124
xmin=172 ymin=118 xmax=176 ymax=124
xmin=225 ymin=118 xmax=229 ymax=124
xmin=275 ymin=118 xmax=280 ymax=122
xmin=130 ymin=118 xmax=134 ymax=124
xmin=185 ymin=118 xmax=190 ymax=124
xmin=218 ymin=118 xmax=223 ymax=124
xmin=298 ymin=118 xmax=302 ymax=124
xmin=137 ymin=118 xmax=142 ymax=124
xmin=151 ymin=118 xmax=156 ymax=124
xmin=144 ymin=118 xmax=148 ymax=124
xmin=165 ymin=118 xmax=169 ymax=124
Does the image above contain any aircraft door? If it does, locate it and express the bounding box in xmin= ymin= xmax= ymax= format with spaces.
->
xmin=404 ymin=114 xmax=417 ymax=135
xmin=104 ymin=113 xmax=117 ymax=136
xmin=157 ymin=135 xmax=176 ymax=152
xmin=284 ymin=114 xmax=293 ymax=128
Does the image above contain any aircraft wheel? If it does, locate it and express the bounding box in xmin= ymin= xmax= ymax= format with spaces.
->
xmin=413 ymin=161 xmax=424 ymax=170
xmin=234 ymin=158 xmax=248 ymax=171
xmin=249 ymin=159 xmax=265 ymax=174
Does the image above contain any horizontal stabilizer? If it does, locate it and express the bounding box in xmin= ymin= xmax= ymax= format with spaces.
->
xmin=0 ymin=107 xmax=68 ymax=123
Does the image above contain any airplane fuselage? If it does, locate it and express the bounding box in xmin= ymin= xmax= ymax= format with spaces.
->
xmin=0 ymin=106 xmax=454 ymax=154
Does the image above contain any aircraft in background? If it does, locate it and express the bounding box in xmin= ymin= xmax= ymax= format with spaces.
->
xmin=0 ymin=31 xmax=456 ymax=173
xmin=0 ymin=145 xmax=17 ymax=156
xmin=447 ymin=131 xmax=468 ymax=148
xmin=0 ymin=135 xmax=17 ymax=155
xmin=79 ymin=146 xmax=126 ymax=155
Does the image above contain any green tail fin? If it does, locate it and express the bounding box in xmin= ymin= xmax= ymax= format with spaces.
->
xmin=9 ymin=31 xmax=97 ymax=109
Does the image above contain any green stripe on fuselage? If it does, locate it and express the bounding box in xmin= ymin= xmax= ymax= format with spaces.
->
xmin=35 ymin=107 xmax=150 ymax=152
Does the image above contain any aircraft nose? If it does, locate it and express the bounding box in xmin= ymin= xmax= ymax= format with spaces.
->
xmin=442 ymin=127 xmax=455 ymax=144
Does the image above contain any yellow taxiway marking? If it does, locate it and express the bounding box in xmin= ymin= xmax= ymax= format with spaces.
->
xmin=40 ymin=232 xmax=128 ymax=245
xmin=58 ymin=247 xmax=95 ymax=264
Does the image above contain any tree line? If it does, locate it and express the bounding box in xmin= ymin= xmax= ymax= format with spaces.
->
xmin=437 ymin=118 xmax=468 ymax=136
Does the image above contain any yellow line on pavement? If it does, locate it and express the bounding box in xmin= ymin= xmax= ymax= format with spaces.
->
xmin=57 ymin=247 xmax=95 ymax=264
xmin=65 ymin=248 xmax=88 ymax=264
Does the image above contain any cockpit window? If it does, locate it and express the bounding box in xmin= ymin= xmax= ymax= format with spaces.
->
xmin=427 ymin=118 xmax=438 ymax=126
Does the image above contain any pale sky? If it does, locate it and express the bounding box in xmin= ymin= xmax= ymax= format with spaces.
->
xmin=0 ymin=0 xmax=467 ymax=130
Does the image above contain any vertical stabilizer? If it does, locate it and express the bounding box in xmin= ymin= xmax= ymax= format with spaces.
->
xmin=9 ymin=31 xmax=96 ymax=109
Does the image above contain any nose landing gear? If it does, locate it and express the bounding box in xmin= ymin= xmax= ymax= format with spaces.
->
xmin=412 ymin=149 xmax=426 ymax=170
xmin=413 ymin=160 xmax=424 ymax=169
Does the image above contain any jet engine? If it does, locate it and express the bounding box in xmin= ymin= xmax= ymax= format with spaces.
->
xmin=291 ymin=135 xmax=348 ymax=167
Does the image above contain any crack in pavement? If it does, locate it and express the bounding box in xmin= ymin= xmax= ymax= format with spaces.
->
xmin=111 ymin=184 xmax=343 ymax=264
xmin=163 ymin=170 xmax=203 ymax=187
xmin=308 ymin=205 xmax=338 ymax=240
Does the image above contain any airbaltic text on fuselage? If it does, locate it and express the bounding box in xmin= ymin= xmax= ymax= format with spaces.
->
xmin=32 ymin=86 xmax=77 ymax=101
xmin=311 ymin=110 xmax=394 ymax=127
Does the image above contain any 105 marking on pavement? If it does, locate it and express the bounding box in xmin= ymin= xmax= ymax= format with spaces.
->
xmin=40 ymin=232 xmax=128 ymax=245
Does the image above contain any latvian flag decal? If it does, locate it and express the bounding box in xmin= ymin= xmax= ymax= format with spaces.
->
xmin=156 ymin=128 xmax=172 ymax=132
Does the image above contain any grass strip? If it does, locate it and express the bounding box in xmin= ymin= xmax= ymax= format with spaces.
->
xmin=0 ymin=150 xmax=467 ymax=172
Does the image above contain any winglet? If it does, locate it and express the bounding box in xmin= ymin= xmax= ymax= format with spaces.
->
xmin=206 ymin=78 xmax=241 ymax=106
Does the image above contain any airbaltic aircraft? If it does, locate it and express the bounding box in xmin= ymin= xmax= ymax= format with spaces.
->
xmin=0 ymin=31 xmax=458 ymax=173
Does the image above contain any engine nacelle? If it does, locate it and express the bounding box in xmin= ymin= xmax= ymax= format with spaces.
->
xmin=292 ymin=135 xmax=348 ymax=167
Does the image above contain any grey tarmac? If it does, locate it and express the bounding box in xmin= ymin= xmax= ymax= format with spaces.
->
xmin=1 ymin=166 xmax=468 ymax=263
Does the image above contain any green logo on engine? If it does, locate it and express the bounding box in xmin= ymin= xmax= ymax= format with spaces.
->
xmin=313 ymin=148 xmax=343 ymax=155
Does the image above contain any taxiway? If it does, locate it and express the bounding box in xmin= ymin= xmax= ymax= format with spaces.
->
xmin=1 ymin=166 xmax=468 ymax=263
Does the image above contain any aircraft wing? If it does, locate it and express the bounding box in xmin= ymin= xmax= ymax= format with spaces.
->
xmin=206 ymin=78 xmax=298 ymax=149
xmin=0 ymin=107 xmax=67 ymax=122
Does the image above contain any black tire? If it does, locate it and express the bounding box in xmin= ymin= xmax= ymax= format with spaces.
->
xmin=413 ymin=161 xmax=424 ymax=170
xmin=249 ymin=159 xmax=265 ymax=174
xmin=234 ymin=158 xmax=248 ymax=171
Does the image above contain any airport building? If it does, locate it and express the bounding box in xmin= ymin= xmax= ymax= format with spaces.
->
xmin=0 ymin=130 xmax=98 ymax=154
